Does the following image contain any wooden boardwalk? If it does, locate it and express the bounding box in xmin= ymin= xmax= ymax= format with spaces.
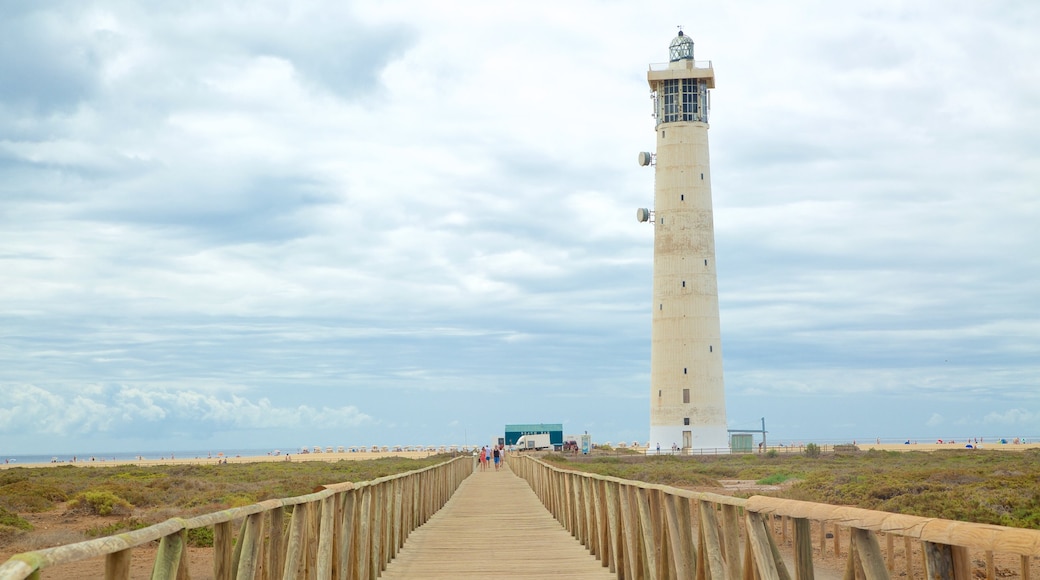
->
xmin=380 ymin=464 xmax=615 ymax=579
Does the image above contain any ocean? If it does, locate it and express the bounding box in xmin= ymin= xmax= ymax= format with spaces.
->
xmin=1 ymin=448 xmax=282 ymax=466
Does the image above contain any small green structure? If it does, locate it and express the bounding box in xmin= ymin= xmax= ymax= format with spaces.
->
xmin=730 ymin=433 xmax=753 ymax=453
xmin=505 ymin=423 xmax=563 ymax=447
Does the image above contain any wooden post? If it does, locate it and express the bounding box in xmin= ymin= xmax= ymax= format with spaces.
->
xmin=267 ymin=508 xmax=284 ymax=580
xmin=636 ymin=487 xmax=659 ymax=580
xmin=923 ymin=541 xmax=957 ymax=580
xmin=663 ymin=494 xmax=694 ymax=579
xmin=619 ymin=485 xmax=643 ymax=580
xmin=316 ymin=495 xmax=336 ymax=580
xmin=765 ymin=517 xmax=793 ymax=580
xmin=819 ymin=521 xmax=826 ymax=559
xmin=229 ymin=518 xmax=246 ymax=580
xmin=214 ymin=521 xmax=234 ymax=580
xmin=742 ymin=533 xmax=755 ymax=580
xmin=104 ymin=549 xmax=131 ymax=580
xmin=369 ymin=484 xmax=383 ymax=580
xmin=151 ymin=529 xmax=185 ymax=580
xmin=604 ymin=481 xmax=622 ymax=575
xmin=595 ymin=480 xmax=611 ymax=568
xmin=793 ymin=518 xmax=814 ymax=580
xmin=745 ymin=512 xmax=780 ymax=580
xmin=903 ymin=536 xmax=913 ymax=580
xmin=235 ymin=512 xmax=265 ymax=580
xmin=833 ymin=524 xmax=841 ymax=558
xmin=850 ymin=528 xmax=889 ymax=580
xmin=700 ymin=501 xmax=727 ymax=580
xmin=281 ymin=504 xmax=307 ymax=580
xmin=307 ymin=499 xmax=321 ymax=579
xmin=952 ymin=546 xmax=971 ymax=580
xmin=885 ymin=533 xmax=894 ymax=572
xmin=721 ymin=504 xmax=743 ymax=580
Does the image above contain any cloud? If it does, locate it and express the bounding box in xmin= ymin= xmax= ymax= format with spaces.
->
xmin=0 ymin=384 xmax=374 ymax=439
xmin=1 ymin=2 xmax=1038 ymax=453
xmin=983 ymin=409 xmax=1036 ymax=426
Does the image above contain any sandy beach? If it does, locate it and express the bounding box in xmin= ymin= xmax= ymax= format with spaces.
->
xmin=0 ymin=450 xmax=460 ymax=470
xmin=5 ymin=440 xmax=1039 ymax=470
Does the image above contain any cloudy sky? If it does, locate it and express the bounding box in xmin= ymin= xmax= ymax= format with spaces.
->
xmin=2 ymin=1 xmax=1038 ymax=456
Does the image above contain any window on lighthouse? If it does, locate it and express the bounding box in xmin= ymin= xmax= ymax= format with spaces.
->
xmin=682 ymin=79 xmax=697 ymax=120
xmin=662 ymin=80 xmax=680 ymax=123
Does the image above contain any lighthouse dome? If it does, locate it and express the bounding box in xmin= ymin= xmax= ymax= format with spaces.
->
xmin=669 ymin=30 xmax=694 ymax=62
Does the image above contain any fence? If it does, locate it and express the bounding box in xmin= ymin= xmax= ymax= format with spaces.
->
xmin=511 ymin=454 xmax=1040 ymax=580
xmin=0 ymin=456 xmax=472 ymax=580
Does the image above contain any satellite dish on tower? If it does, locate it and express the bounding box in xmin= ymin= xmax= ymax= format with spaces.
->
xmin=637 ymin=151 xmax=653 ymax=167
xmin=636 ymin=207 xmax=651 ymax=223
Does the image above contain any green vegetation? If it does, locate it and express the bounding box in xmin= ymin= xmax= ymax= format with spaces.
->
xmin=67 ymin=490 xmax=133 ymax=516
xmin=756 ymin=473 xmax=794 ymax=485
xmin=546 ymin=448 xmax=1040 ymax=529
xmin=0 ymin=455 xmax=449 ymax=545
xmin=804 ymin=443 xmax=821 ymax=458
xmin=0 ymin=508 xmax=32 ymax=532
xmin=186 ymin=525 xmax=215 ymax=547
xmin=84 ymin=518 xmax=146 ymax=538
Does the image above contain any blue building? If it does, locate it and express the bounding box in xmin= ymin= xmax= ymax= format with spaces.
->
xmin=504 ymin=423 xmax=563 ymax=447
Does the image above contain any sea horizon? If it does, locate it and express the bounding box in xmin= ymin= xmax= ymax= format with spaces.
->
xmin=1 ymin=447 xmax=289 ymax=466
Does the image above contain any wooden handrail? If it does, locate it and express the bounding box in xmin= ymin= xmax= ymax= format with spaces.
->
xmin=0 ymin=456 xmax=473 ymax=580
xmin=510 ymin=454 xmax=1040 ymax=580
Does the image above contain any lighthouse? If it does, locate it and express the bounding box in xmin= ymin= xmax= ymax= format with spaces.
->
xmin=637 ymin=30 xmax=729 ymax=452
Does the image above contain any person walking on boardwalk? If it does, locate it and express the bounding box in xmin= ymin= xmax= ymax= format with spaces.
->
xmin=493 ymin=445 xmax=501 ymax=471
xmin=479 ymin=446 xmax=487 ymax=471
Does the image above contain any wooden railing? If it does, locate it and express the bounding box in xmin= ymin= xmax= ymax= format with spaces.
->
xmin=511 ymin=454 xmax=1040 ymax=580
xmin=0 ymin=456 xmax=472 ymax=580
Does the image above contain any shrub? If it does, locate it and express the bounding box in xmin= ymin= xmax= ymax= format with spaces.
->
xmin=0 ymin=480 xmax=66 ymax=512
xmin=765 ymin=449 xmax=779 ymax=459
xmin=186 ymin=526 xmax=214 ymax=547
xmin=805 ymin=443 xmax=821 ymax=458
xmin=757 ymin=473 xmax=793 ymax=485
xmin=67 ymin=490 xmax=132 ymax=516
xmin=0 ymin=506 xmax=32 ymax=531
xmin=84 ymin=518 xmax=146 ymax=538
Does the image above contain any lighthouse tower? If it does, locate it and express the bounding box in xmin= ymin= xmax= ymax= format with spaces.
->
xmin=637 ymin=31 xmax=728 ymax=452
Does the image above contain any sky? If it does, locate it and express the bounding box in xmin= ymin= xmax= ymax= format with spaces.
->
xmin=2 ymin=1 xmax=1038 ymax=456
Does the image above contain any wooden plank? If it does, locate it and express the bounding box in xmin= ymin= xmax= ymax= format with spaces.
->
xmin=267 ymin=508 xmax=284 ymax=580
xmin=104 ymin=549 xmax=131 ymax=580
xmin=281 ymin=503 xmax=307 ymax=580
xmin=619 ymin=484 xmax=644 ymax=580
xmin=923 ymin=541 xmax=955 ymax=580
xmin=722 ymin=504 xmax=743 ymax=580
xmin=236 ymin=512 xmax=264 ymax=580
xmin=792 ymin=518 xmax=814 ymax=580
xmin=700 ymin=501 xmax=726 ymax=580
xmin=663 ymin=494 xmax=692 ymax=579
xmin=151 ymin=530 xmax=184 ymax=580
xmin=851 ymin=528 xmax=889 ymax=580
xmin=745 ymin=512 xmax=780 ymax=580
xmin=380 ymin=467 xmax=615 ymax=580
xmin=316 ymin=495 xmax=336 ymax=580
xmin=214 ymin=521 xmax=233 ymax=580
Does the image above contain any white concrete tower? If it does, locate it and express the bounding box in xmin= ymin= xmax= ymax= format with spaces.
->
xmin=637 ymin=30 xmax=728 ymax=452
